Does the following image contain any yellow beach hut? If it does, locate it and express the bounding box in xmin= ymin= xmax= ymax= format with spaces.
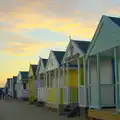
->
xmin=61 ymin=39 xmax=90 ymax=117
xmin=45 ymin=50 xmax=65 ymax=112
xmin=28 ymin=64 xmax=38 ymax=103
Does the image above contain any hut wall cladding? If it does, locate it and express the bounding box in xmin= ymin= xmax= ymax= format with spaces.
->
xmin=70 ymin=87 xmax=78 ymax=103
xmin=60 ymin=88 xmax=64 ymax=104
xmin=35 ymin=80 xmax=39 ymax=88
xmin=35 ymin=80 xmax=39 ymax=97
xmin=47 ymin=88 xmax=58 ymax=103
xmin=28 ymin=81 xmax=31 ymax=100
xmin=30 ymin=76 xmax=37 ymax=100
xmin=26 ymin=83 xmax=29 ymax=92
xmin=23 ymin=89 xmax=28 ymax=98
xmin=78 ymin=57 xmax=84 ymax=86
xmin=64 ymin=72 xmax=67 ymax=86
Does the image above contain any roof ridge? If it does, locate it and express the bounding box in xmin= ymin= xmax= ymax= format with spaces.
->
xmin=52 ymin=50 xmax=65 ymax=52
xmin=73 ymin=40 xmax=90 ymax=42
xmin=19 ymin=71 xmax=28 ymax=72
xmin=108 ymin=15 xmax=120 ymax=19
xmin=108 ymin=16 xmax=120 ymax=27
xmin=20 ymin=71 xmax=28 ymax=73
xmin=31 ymin=64 xmax=37 ymax=66
xmin=42 ymin=58 xmax=47 ymax=60
xmin=53 ymin=51 xmax=65 ymax=66
xmin=73 ymin=40 xmax=90 ymax=53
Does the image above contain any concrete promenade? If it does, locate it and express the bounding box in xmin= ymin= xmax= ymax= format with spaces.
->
xmin=0 ymin=100 xmax=83 ymax=120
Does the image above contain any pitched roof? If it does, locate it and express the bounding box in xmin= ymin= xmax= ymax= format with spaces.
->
xmin=7 ymin=78 xmax=10 ymax=84
xmin=12 ymin=76 xmax=17 ymax=83
xmin=7 ymin=78 xmax=10 ymax=81
xmin=36 ymin=59 xmax=41 ymax=75
xmin=53 ymin=51 xmax=65 ymax=66
xmin=13 ymin=76 xmax=17 ymax=81
xmin=86 ymin=15 xmax=120 ymax=58
xmin=42 ymin=59 xmax=48 ymax=67
xmin=20 ymin=72 xmax=28 ymax=79
xmin=31 ymin=65 xmax=38 ymax=75
xmin=72 ymin=40 xmax=91 ymax=53
xmin=109 ymin=16 xmax=120 ymax=27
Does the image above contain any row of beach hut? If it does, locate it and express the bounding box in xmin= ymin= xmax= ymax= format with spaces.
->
xmin=4 ymin=15 xmax=120 ymax=120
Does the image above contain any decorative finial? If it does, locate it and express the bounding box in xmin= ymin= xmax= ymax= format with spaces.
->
xmin=69 ymin=34 xmax=72 ymax=40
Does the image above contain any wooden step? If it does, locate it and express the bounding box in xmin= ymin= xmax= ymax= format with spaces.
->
xmin=88 ymin=109 xmax=120 ymax=120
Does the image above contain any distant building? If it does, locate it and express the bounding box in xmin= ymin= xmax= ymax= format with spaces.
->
xmin=16 ymin=71 xmax=28 ymax=100
xmin=7 ymin=78 xmax=12 ymax=97
xmin=28 ymin=64 xmax=38 ymax=103
xmin=12 ymin=76 xmax=17 ymax=99
xmin=36 ymin=57 xmax=48 ymax=103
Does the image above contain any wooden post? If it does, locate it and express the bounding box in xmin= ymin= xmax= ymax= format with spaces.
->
xmin=58 ymin=69 xmax=60 ymax=88
xmin=62 ymin=64 xmax=65 ymax=89
xmin=66 ymin=63 xmax=69 ymax=104
xmin=49 ymin=71 xmax=51 ymax=88
xmin=97 ymin=54 xmax=101 ymax=109
xmin=114 ymin=47 xmax=119 ymax=110
xmin=78 ymin=58 xmax=80 ymax=86
xmin=77 ymin=58 xmax=80 ymax=105
xmin=43 ymin=73 xmax=45 ymax=87
xmin=66 ymin=63 xmax=69 ymax=86
xmin=58 ymin=68 xmax=60 ymax=104
xmin=45 ymin=73 xmax=47 ymax=88
xmin=83 ymin=56 xmax=87 ymax=107
xmin=62 ymin=64 xmax=65 ymax=104
xmin=45 ymin=72 xmax=48 ymax=101
xmin=88 ymin=59 xmax=91 ymax=108
xmin=54 ymin=69 xmax=56 ymax=88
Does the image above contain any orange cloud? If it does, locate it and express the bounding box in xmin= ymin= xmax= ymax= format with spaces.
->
xmin=2 ymin=42 xmax=54 ymax=56
xmin=0 ymin=0 xmax=97 ymax=39
xmin=107 ymin=7 xmax=120 ymax=16
xmin=7 ymin=13 xmax=96 ymax=39
xmin=1 ymin=33 xmax=68 ymax=56
xmin=0 ymin=59 xmax=30 ymax=87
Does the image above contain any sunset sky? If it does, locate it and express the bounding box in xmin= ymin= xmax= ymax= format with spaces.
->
xmin=0 ymin=0 xmax=120 ymax=87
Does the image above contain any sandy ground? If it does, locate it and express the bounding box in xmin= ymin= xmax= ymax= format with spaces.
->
xmin=0 ymin=99 xmax=85 ymax=120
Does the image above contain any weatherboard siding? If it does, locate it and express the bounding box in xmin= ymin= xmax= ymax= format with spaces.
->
xmin=79 ymin=58 xmax=84 ymax=86
xmin=31 ymin=76 xmax=37 ymax=100
xmin=64 ymin=72 xmax=67 ymax=86
xmin=60 ymin=88 xmax=64 ymax=104
xmin=80 ymin=67 xmax=84 ymax=85
xmin=70 ymin=87 xmax=78 ymax=103
xmin=28 ymin=66 xmax=37 ymax=102
xmin=47 ymin=88 xmax=58 ymax=104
